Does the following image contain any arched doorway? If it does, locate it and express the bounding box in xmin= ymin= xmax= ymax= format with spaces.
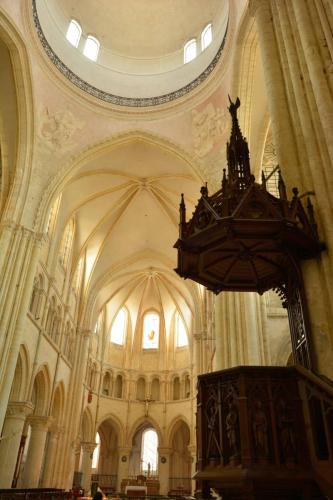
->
xmin=169 ymin=421 xmax=191 ymax=494
xmin=91 ymin=419 xmax=119 ymax=494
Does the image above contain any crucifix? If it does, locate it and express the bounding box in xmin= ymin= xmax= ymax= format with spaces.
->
xmin=144 ymin=395 xmax=155 ymax=417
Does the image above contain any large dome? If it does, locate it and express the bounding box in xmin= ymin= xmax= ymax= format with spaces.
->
xmin=33 ymin=0 xmax=229 ymax=104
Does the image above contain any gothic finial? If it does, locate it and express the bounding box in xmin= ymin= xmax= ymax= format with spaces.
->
xmin=222 ymin=168 xmax=227 ymax=194
xmin=292 ymin=187 xmax=299 ymax=199
xmin=200 ymin=183 xmax=208 ymax=197
xmin=226 ymin=97 xmax=251 ymax=190
xmin=179 ymin=193 xmax=186 ymax=238
xmin=307 ymin=196 xmax=319 ymax=240
xmin=228 ymin=95 xmax=241 ymax=119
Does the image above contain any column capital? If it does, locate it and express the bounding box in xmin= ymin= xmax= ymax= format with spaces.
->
xmin=118 ymin=446 xmax=131 ymax=457
xmin=27 ymin=415 xmax=53 ymax=431
xmin=193 ymin=332 xmax=202 ymax=341
xmin=81 ymin=441 xmax=97 ymax=454
xmin=6 ymin=401 xmax=34 ymax=419
xmin=78 ymin=328 xmax=91 ymax=339
xmin=187 ymin=444 xmax=196 ymax=455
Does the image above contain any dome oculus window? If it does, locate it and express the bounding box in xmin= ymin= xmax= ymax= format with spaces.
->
xmin=184 ymin=39 xmax=197 ymax=64
xmin=66 ymin=20 xmax=82 ymax=48
xmin=201 ymin=23 xmax=212 ymax=51
xmin=110 ymin=308 xmax=126 ymax=345
xmin=143 ymin=312 xmax=159 ymax=349
xmin=175 ymin=312 xmax=188 ymax=347
xmin=83 ymin=35 xmax=100 ymax=61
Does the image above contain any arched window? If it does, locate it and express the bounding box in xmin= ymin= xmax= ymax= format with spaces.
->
xmin=184 ymin=39 xmax=197 ymax=64
xmin=73 ymin=257 xmax=84 ymax=294
xmin=114 ymin=374 xmax=123 ymax=398
xmin=94 ymin=311 xmax=103 ymax=335
xmin=173 ymin=377 xmax=180 ymax=400
xmin=201 ymin=23 xmax=212 ymax=51
xmin=143 ymin=312 xmax=159 ymax=349
xmin=83 ymin=36 xmax=100 ymax=61
xmin=59 ymin=219 xmax=75 ymax=269
xmin=92 ymin=432 xmax=101 ymax=469
xmin=46 ymin=195 xmax=61 ymax=236
xmin=151 ymin=378 xmax=160 ymax=401
xmin=184 ymin=374 xmax=191 ymax=398
xmin=175 ymin=312 xmax=188 ymax=348
xmin=141 ymin=429 xmax=158 ymax=473
xmin=66 ymin=20 xmax=82 ymax=48
xmin=102 ymin=371 xmax=112 ymax=396
xmin=136 ymin=377 xmax=146 ymax=401
xmin=110 ymin=308 xmax=126 ymax=345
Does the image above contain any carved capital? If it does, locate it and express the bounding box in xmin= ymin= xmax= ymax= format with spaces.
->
xmin=27 ymin=415 xmax=53 ymax=431
xmin=6 ymin=401 xmax=34 ymax=419
xmin=81 ymin=441 xmax=97 ymax=454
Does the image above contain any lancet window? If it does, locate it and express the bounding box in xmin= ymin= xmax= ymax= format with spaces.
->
xmin=110 ymin=308 xmax=127 ymax=345
xmin=142 ymin=312 xmax=159 ymax=349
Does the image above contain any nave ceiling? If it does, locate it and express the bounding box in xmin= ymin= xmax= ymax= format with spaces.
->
xmin=56 ymin=136 xmax=204 ymax=340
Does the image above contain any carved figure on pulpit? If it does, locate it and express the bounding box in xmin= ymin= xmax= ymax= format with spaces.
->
xmin=252 ymin=400 xmax=269 ymax=456
xmin=206 ymin=395 xmax=222 ymax=462
xmin=226 ymin=400 xmax=239 ymax=457
xmin=277 ymin=398 xmax=296 ymax=462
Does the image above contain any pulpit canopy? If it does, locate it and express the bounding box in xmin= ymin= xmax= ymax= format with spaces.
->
xmin=174 ymin=97 xmax=324 ymax=294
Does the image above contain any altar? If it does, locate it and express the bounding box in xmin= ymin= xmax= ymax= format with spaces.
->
xmin=125 ymin=485 xmax=147 ymax=496
xmin=121 ymin=476 xmax=159 ymax=495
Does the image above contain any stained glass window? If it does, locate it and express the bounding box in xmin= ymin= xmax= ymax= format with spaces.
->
xmin=143 ymin=312 xmax=159 ymax=349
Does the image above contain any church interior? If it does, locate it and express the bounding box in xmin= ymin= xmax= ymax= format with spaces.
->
xmin=0 ymin=0 xmax=332 ymax=499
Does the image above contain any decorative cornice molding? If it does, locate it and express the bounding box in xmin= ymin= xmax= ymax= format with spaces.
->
xmin=32 ymin=0 xmax=228 ymax=108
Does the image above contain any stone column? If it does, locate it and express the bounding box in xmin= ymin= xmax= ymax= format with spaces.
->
xmin=0 ymin=402 xmax=34 ymax=488
xmin=41 ymin=425 xmax=63 ymax=487
xmin=80 ymin=442 xmax=96 ymax=495
xmin=117 ymin=447 xmax=131 ymax=492
xmin=21 ymin=416 xmax=52 ymax=488
xmin=158 ymin=447 xmax=171 ymax=495
xmin=188 ymin=444 xmax=197 ymax=495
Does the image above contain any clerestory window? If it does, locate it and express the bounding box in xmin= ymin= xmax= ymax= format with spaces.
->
xmin=66 ymin=20 xmax=82 ymax=48
xmin=142 ymin=312 xmax=159 ymax=349
xmin=83 ymin=35 xmax=100 ymax=61
xmin=184 ymin=39 xmax=197 ymax=64
xmin=201 ymin=23 xmax=212 ymax=51
xmin=175 ymin=312 xmax=188 ymax=347
xmin=110 ymin=308 xmax=126 ymax=345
